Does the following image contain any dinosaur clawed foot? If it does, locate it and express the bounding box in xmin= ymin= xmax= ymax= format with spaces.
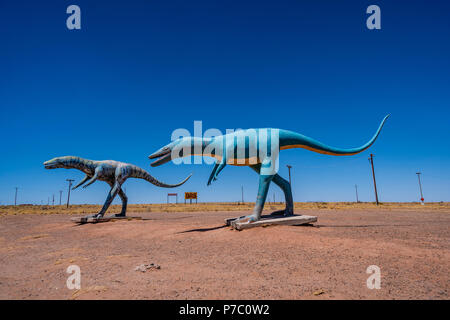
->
xmin=81 ymin=213 xmax=104 ymax=221
xmin=230 ymin=214 xmax=259 ymax=227
xmin=270 ymin=209 xmax=286 ymax=216
xmin=270 ymin=208 xmax=294 ymax=217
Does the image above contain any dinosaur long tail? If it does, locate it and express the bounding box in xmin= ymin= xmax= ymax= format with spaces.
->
xmin=279 ymin=114 xmax=390 ymax=156
xmin=131 ymin=166 xmax=192 ymax=188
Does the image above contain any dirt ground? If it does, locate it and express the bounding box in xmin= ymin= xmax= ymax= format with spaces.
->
xmin=0 ymin=207 xmax=449 ymax=300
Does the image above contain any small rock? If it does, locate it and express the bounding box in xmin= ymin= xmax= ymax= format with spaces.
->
xmin=313 ymin=289 xmax=325 ymax=296
xmin=134 ymin=263 xmax=161 ymax=272
xmin=134 ymin=264 xmax=147 ymax=272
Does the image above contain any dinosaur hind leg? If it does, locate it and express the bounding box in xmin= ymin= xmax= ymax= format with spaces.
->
xmin=270 ymin=174 xmax=294 ymax=216
xmin=105 ymin=181 xmax=127 ymax=218
xmin=250 ymin=164 xmax=293 ymax=217
xmin=83 ymin=182 xmax=121 ymax=219
xmin=113 ymin=188 xmax=128 ymax=217
xmin=233 ymin=168 xmax=273 ymax=224
xmin=253 ymin=174 xmax=274 ymax=220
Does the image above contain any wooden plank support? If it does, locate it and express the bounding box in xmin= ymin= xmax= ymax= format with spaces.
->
xmin=226 ymin=215 xmax=317 ymax=230
xmin=71 ymin=216 xmax=142 ymax=224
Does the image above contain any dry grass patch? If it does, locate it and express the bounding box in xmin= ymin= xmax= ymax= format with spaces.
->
xmin=0 ymin=202 xmax=448 ymax=216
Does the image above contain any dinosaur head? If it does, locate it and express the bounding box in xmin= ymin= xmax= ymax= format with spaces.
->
xmin=150 ymin=136 xmax=220 ymax=167
xmin=149 ymin=137 xmax=204 ymax=167
xmin=43 ymin=156 xmax=76 ymax=169
xmin=149 ymin=141 xmax=179 ymax=167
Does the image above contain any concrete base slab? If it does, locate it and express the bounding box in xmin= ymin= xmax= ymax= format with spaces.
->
xmin=226 ymin=214 xmax=317 ymax=230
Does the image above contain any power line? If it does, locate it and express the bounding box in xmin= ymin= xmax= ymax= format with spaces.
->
xmin=368 ymin=154 xmax=379 ymax=205
xmin=66 ymin=179 xmax=75 ymax=208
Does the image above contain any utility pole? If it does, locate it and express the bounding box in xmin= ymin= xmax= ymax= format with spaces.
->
xmin=59 ymin=190 xmax=63 ymax=205
xmin=416 ymin=172 xmax=424 ymax=205
xmin=287 ymin=165 xmax=293 ymax=202
xmin=286 ymin=165 xmax=292 ymax=186
xmin=14 ymin=187 xmax=18 ymax=206
xmin=368 ymin=154 xmax=379 ymax=205
xmin=355 ymin=184 xmax=359 ymax=203
xmin=52 ymin=194 xmax=55 ymax=206
xmin=66 ymin=179 xmax=74 ymax=208
xmin=241 ymin=186 xmax=244 ymax=204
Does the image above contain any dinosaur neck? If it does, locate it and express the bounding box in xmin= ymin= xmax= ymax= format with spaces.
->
xmin=187 ymin=137 xmax=218 ymax=158
xmin=64 ymin=156 xmax=97 ymax=174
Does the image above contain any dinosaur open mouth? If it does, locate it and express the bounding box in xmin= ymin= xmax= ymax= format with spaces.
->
xmin=149 ymin=149 xmax=172 ymax=167
xmin=43 ymin=162 xmax=58 ymax=169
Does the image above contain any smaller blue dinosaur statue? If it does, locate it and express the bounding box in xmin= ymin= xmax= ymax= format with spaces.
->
xmin=44 ymin=156 xmax=191 ymax=219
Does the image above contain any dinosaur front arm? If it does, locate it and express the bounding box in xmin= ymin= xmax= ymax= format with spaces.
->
xmin=207 ymin=161 xmax=226 ymax=185
xmin=72 ymin=174 xmax=90 ymax=190
xmin=82 ymin=168 xmax=100 ymax=188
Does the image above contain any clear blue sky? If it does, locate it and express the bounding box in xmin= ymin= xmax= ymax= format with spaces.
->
xmin=1 ymin=0 xmax=449 ymax=205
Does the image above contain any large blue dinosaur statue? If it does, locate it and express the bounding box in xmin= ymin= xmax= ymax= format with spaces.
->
xmin=149 ymin=115 xmax=389 ymax=225
xmin=44 ymin=156 xmax=191 ymax=219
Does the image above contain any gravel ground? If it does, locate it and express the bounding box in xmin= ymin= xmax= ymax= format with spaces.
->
xmin=0 ymin=208 xmax=448 ymax=299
